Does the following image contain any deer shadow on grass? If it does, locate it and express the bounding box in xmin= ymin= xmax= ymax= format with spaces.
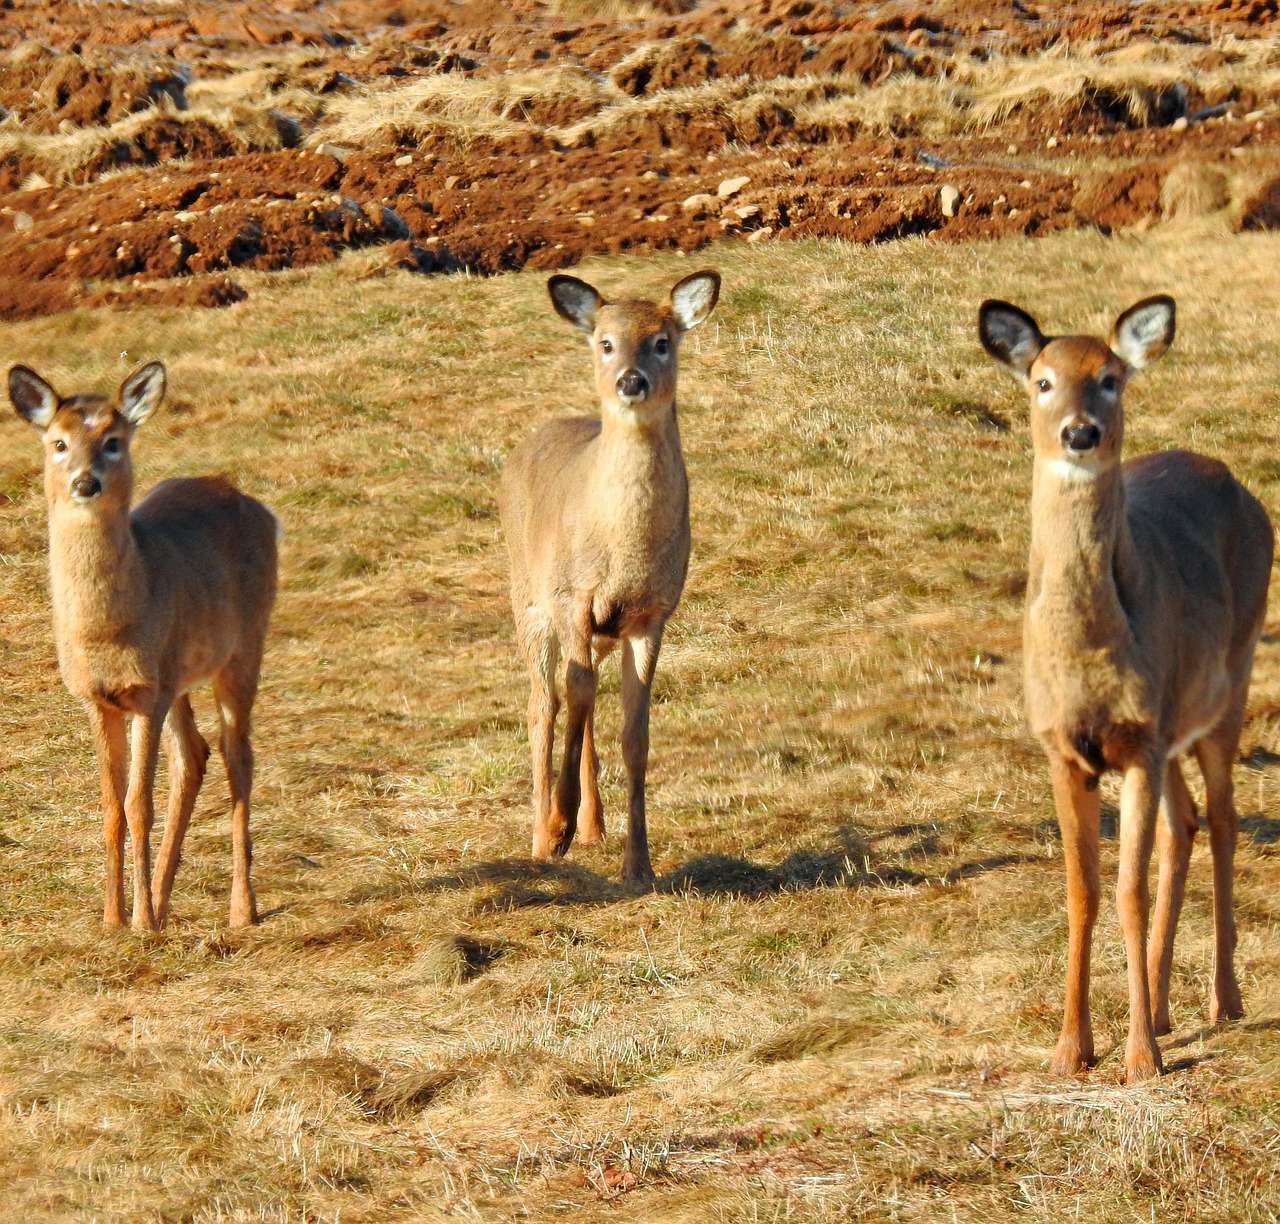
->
xmin=350 ymin=823 xmax=1043 ymax=911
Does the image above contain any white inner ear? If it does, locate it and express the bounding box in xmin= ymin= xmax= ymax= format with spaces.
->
xmin=1113 ymin=304 xmax=1172 ymax=369
xmin=671 ymin=276 xmax=717 ymax=330
xmin=984 ymin=311 xmax=1042 ymax=377
xmin=120 ymin=365 xmax=165 ymax=425
xmin=552 ymin=281 xmax=601 ymax=332
xmin=10 ymin=370 xmax=58 ymax=428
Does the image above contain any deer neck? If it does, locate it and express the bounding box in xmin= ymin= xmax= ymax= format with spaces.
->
xmin=591 ymin=403 xmax=686 ymax=534
xmin=47 ymin=501 xmax=146 ymax=641
xmin=1027 ymin=457 xmax=1135 ymax=649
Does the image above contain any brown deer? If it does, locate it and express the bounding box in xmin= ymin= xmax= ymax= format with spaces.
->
xmin=979 ymin=295 xmax=1273 ymax=1082
xmin=499 ymin=269 xmax=720 ymax=883
xmin=9 ymin=362 xmax=279 ymax=931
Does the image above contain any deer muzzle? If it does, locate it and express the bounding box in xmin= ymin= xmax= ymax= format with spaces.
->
xmin=615 ymin=369 xmax=649 ymax=403
xmin=1061 ymin=421 xmax=1102 ymax=452
xmin=70 ymin=472 xmax=103 ymax=501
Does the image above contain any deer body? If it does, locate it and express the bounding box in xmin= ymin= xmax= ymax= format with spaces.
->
xmin=11 ymin=364 xmax=278 ymax=931
xmin=499 ymin=271 xmax=718 ymax=882
xmin=981 ymin=298 xmax=1272 ymax=1083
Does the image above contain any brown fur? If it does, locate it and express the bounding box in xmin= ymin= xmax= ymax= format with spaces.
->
xmin=980 ymin=297 xmax=1273 ymax=1083
xmin=10 ymin=362 xmax=279 ymax=930
xmin=499 ymin=270 xmax=719 ymax=883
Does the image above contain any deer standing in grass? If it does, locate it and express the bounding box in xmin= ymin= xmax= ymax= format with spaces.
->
xmin=499 ymin=269 xmax=720 ymax=883
xmin=10 ymin=362 xmax=279 ymax=931
xmin=979 ymin=296 xmax=1273 ymax=1082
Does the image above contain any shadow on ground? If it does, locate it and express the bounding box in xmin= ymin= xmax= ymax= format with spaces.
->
xmin=347 ymin=824 xmax=1046 ymax=910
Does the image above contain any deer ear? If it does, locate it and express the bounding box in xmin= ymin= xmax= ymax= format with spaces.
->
xmin=978 ymin=300 xmax=1046 ymax=380
xmin=9 ymin=365 xmax=60 ymax=429
xmin=548 ymin=275 xmax=604 ymax=332
xmin=1110 ymin=295 xmax=1175 ymax=370
xmin=670 ymin=269 xmax=720 ymax=332
xmin=118 ymin=361 xmax=166 ymax=427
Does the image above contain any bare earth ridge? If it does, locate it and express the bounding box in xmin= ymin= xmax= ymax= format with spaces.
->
xmin=0 ymin=0 xmax=1278 ymax=320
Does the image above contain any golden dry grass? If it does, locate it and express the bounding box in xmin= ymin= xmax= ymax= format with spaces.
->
xmin=1 ymin=228 xmax=1279 ymax=1220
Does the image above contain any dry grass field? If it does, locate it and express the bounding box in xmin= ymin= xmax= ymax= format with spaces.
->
xmin=2 ymin=225 xmax=1280 ymax=1220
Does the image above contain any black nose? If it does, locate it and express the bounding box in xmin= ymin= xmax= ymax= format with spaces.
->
xmin=72 ymin=473 xmax=102 ymax=499
xmin=1061 ymin=423 xmax=1102 ymax=452
xmin=616 ymin=369 xmax=648 ymax=400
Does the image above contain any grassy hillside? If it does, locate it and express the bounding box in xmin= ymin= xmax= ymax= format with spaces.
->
xmin=1 ymin=226 xmax=1279 ymax=1220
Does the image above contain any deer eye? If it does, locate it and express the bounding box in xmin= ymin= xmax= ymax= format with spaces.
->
xmin=1036 ymin=379 xmax=1051 ymax=393
xmin=1099 ymin=374 xmax=1119 ymax=393
xmin=600 ymin=338 xmax=613 ymax=355
xmin=53 ymin=438 xmax=67 ymax=453
xmin=654 ymin=335 xmax=670 ymax=356
xmin=104 ymin=437 xmax=122 ymax=455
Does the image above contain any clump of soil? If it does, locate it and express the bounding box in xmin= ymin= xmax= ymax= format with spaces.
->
xmin=1159 ymin=161 xmax=1231 ymax=220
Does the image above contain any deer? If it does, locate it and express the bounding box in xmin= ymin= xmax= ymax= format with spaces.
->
xmin=9 ymin=361 xmax=279 ymax=932
xmin=978 ymin=295 xmax=1273 ymax=1083
xmin=499 ymin=269 xmax=720 ymax=883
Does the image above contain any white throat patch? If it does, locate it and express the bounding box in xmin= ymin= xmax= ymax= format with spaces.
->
xmin=1042 ymin=456 xmax=1104 ymax=484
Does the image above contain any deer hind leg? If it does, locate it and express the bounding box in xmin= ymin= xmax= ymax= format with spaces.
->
xmin=550 ymin=599 xmax=596 ymax=857
xmin=1048 ymin=751 xmax=1101 ymax=1076
xmin=214 ymin=659 xmax=262 ymax=929
xmin=578 ymin=638 xmax=617 ymax=848
xmin=1148 ymin=758 xmax=1197 ymax=1036
xmin=522 ymin=610 xmax=563 ymax=861
xmin=87 ymin=704 xmax=128 ymax=928
xmin=125 ymin=693 xmax=172 ymax=932
xmin=1116 ymin=755 xmax=1164 ymax=1082
xmin=1196 ymin=733 xmax=1244 ymax=1023
xmin=151 ymin=694 xmax=210 ymax=928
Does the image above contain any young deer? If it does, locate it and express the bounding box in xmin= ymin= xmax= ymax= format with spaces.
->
xmin=10 ymin=362 xmax=279 ymax=931
xmin=499 ymin=269 xmax=720 ymax=883
xmin=979 ymin=296 xmax=1273 ymax=1083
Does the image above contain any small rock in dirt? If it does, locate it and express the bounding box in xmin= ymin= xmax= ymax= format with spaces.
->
xmin=641 ymin=169 xmax=661 ymax=181
xmin=940 ymin=184 xmax=961 ymax=217
xmin=316 ymin=143 xmax=354 ymax=163
xmin=13 ymin=212 xmax=33 ymax=232
xmin=734 ymin=204 xmax=761 ymax=220
xmin=717 ymin=176 xmax=750 ymax=198
xmin=1046 ymin=136 xmax=1058 ymax=148
xmin=174 ymin=210 xmax=199 ymax=222
xmin=681 ymin=192 xmax=718 ymax=212
xmin=1171 ymin=116 xmax=1189 ymax=132
xmin=747 ymin=227 xmax=773 ymax=243
xmin=444 ymin=175 xmax=461 ymax=189
xmin=378 ymin=205 xmax=411 ymax=239
xmin=394 ymin=154 xmax=414 ymax=167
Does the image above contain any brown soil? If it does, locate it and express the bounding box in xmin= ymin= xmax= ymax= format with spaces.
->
xmin=0 ymin=0 xmax=1277 ymax=319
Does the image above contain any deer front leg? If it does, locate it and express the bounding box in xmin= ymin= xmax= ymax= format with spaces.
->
xmin=125 ymin=692 xmax=171 ymax=932
xmin=1117 ymin=754 xmax=1164 ymax=1082
xmin=87 ymin=704 xmax=128 ymax=928
xmin=578 ymin=638 xmax=616 ymax=847
xmin=551 ymin=600 xmax=596 ymax=857
xmin=619 ymin=626 xmax=664 ymax=885
xmin=523 ymin=616 xmax=562 ymax=861
xmin=152 ymin=694 xmax=210 ymax=928
xmin=1148 ymin=759 xmax=1196 ymax=1036
xmin=1048 ymin=752 xmax=1101 ymax=1076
